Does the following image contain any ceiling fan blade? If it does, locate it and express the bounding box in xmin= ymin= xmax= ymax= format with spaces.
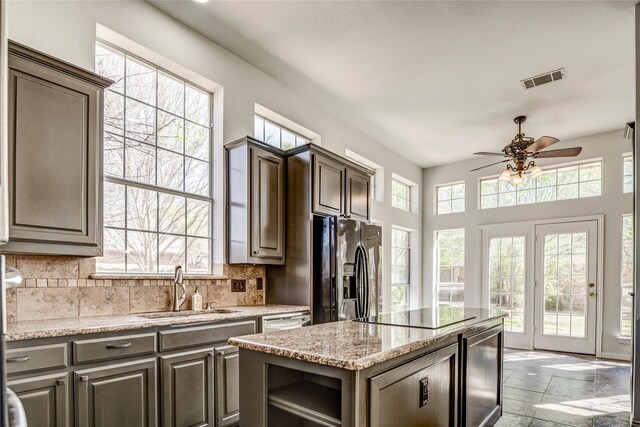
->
xmin=526 ymin=136 xmax=560 ymax=153
xmin=535 ymin=147 xmax=583 ymax=158
xmin=474 ymin=151 xmax=507 ymax=156
xmin=470 ymin=159 xmax=510 ymax=172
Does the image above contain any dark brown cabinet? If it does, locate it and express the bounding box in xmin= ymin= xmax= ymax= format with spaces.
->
xmin=3 ymin=42 xmax=112 ymax=256
xmin=75 ymin=358 xmax=158 ymax=427
xmin=215 ymin=345 xmax=240 ymax=427
xmin=226 ymin=137 xmax=285 ymax=265
xmin=161 ymin=349 xmax=214 ymax=427
xmin=345 ymin=167 xmax=370 ymax=221
xmin=8 ymin=373 xmax=69 ymax=427
xmin=369 ymin=343 xmax=458 ymax=427
xmin=312 ymin=154 xmax=345 ymax=216
xmin=461 ymin=325 xmax=503 ymax=427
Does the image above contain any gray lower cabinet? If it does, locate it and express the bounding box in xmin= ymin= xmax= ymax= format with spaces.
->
xmin=75 ymin=358 xmax=158 ymax=427
xmin=161 ymin=348 xmax=215 ymax=427
xmin=4 ymin=41 xmax=112 ymax=256
xmin=369 ymin=343 xmax=458 ymax=427
xmin=461 ymin=325 xmax=503 ymax=427
xmin=214 ymin=345 xmax=240 ymax=427
xmin=7 ymin=372 xmax=69 ymax=427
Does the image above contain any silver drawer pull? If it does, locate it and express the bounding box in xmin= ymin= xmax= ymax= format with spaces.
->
xmin=6 ymin=355 xmax=31 ymax=363
xmin=105 ymin=342 xmax=132 ymax=349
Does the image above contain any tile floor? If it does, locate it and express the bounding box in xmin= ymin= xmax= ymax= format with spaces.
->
xmin=494 ymin=349 xmax=630 ymax=427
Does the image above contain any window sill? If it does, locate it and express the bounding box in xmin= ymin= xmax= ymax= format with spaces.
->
xmin=615 ymin=335 xmax=632 ymax=344
xmin=90 ymin=274 xmax=228 ymax=281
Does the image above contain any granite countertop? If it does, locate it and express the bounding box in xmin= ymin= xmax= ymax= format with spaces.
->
xmin=229 ymin=308 xmax=506 ymax=371
xmin=6 ymin=304 xmax=309 ymax=341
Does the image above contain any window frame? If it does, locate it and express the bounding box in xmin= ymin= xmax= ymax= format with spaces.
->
xmin=478 ymin=158 xmax=603 ymax=210
xmin=620 ymin=214 xmax=633 ymax=338
xmin=96 ymin=40 xmax=214 ymax=275
xmin=435 ymin=181 xmax=465 ymax=215
xmin=623 ymin=153 xmax=633 ymax=194
xmin=435 ymin=228 xmax=465 ymax=307
xmin=254 ymin=114 xmax=310 ymax=150
xmin=391 ymin=178 xmax=412 ymax=212
xmin=391 ymin=227 xmax=411 ymax=312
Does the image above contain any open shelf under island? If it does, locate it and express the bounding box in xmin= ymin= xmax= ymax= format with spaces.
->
xmin=229 ymin=307 xmax=507 ymax=427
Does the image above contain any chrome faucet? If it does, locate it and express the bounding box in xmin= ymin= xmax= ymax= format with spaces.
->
xmin=173 ymin=266 xmax=186 ymax=312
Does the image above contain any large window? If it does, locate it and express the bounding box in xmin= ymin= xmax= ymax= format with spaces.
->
xmin=95 ymin=42 xmax=213 ymax=274
xmin=254 ymin=115 xmax=309 ymax=150
xmin=391 ymin=228 xmax=410 ymax=312
xmin=435 ymin=229 xmax=465 ymax=307
xmin=621 ymin=215 xmax=633 ymax=337
xmin=480 ymin=160 xmax=602 ymax=209
xmin=436 ymin=182 xmax=465 ymax=214
xmin=489 ymin=236 xmax=526 ymax=332
xmin=391 ymin=179 xmax=411 ymax=211
xmin=624 ymin=154 xmax=633 ymax=194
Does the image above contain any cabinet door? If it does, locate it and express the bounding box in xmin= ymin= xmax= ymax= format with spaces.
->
xmin=462 ymin=325 xmax=503 ymax=427
xmin=250 ymin=147 xmax=285 ymax=262
xmin=312 ymin=154 xmax=345 ymax=216
xmin=6 ymin=50 xmax=103 ymax=256
xmin=370 ymin=343 xmax=458 ymax=427
xmin=161 ymin=348 xmax=214 ymax=427
xmin=215 ymin=345 xmax=240 ymax=427
xmin=345 ymin=167 xmax=370 ymax=221
xmin=8 ymin=372 xmax=69 ymax=427
xmin=75 ymin=358 xmax=157 ymax=427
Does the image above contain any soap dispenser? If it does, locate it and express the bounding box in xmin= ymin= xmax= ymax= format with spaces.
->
xmin=192 ymin=287 xmax=203 ymax=311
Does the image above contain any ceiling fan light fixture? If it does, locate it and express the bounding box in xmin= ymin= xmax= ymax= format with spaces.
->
xmin=511 ymin=174 xmax=524 ymax=185
xmin=529 ymin=164 xmax=543 ymax=178
xmin=498 ymin=168 xmax=512 ymax=182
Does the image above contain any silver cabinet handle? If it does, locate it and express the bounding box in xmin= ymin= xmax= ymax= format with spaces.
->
xmin=6 ymin=355 xmax=31 ymax=363
xmin=106 ymin=342 xmax=132 ymax=349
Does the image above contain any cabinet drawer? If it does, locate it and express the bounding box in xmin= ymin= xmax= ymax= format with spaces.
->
xmin=6 ymin=343 xmax=68 ymax=374
xmin=73 ymin=333 xmax=157 ymax=364
xmin=159 ymin=321 xmax=256 ymax=352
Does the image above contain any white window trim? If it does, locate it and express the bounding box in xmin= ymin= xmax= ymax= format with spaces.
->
xmin=254 ymin=103 xmax=319 ymax=144
xmin=623 ymin=152 xmax=633 ymax=194
xmin=391 ymin=227 xmax=411 ymax=312
xmin=391 ymin=173 xmax=417 ymax=213
xmin=434 ymin=228 xmax=465 ymax=308
xmin=434 ymin=180 xmax=465 ymax=215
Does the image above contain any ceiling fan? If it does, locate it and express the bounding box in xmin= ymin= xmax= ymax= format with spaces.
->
xmin=471 ymin=116 xmax=582 ymax=184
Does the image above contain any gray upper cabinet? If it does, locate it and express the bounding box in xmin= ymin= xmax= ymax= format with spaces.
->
xmin=214 ymin=345 xmax=240 ymax=427
xmin=312 ymin=153 xmax=345 ymax=217
xmin=161 ymin=348 xmax=214 ymax=427
xmin=226 ymin=137 xmax=285 ymax=265
xmin=3 ymin=41 xmax=112 ymax=256
xmin=345 ymin=167 xmax=370 ymax=221
xmin=8 ymin=372 xmax=70 ymax=427
xmin=75 ymin=358 xmax=158 ymax=427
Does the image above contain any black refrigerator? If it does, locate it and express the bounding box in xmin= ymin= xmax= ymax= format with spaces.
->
xmin=313 ymin=216 xmax=382 ymax=324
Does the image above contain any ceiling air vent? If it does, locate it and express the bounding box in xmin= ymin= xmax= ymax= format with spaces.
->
xmin=521 ymin=68 xmax=565 ymax=90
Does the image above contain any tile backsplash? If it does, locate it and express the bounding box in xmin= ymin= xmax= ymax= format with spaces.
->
xmin=4 ymin=255 xmax=265 ymax=322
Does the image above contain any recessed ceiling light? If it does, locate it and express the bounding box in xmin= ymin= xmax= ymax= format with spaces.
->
xmin=193 ymin=0 xmax=210 ymax=4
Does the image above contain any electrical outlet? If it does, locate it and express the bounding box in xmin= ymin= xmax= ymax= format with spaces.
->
xmin=231 ymin=279 xmax=246 ymax=292
xmin=256 ymin=277 xmax=263 ymax=291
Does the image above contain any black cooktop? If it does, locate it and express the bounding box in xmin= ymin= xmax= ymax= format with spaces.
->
xmin=356 ymin=307 xmax=477 ymax=329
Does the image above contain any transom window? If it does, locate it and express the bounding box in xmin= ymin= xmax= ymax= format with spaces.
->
xmin=435 ymin=229 xmax=465 ymax=307
xmin=436 ymin=182 xmax=465 ymax=214
xmin=95 ymin=42 xmax=213 ymax=274
xmin=391 ymin=228 xmax=410 ymax=312
xmin=489 ymin=236 xmax=526 ymax=333
xmin=624 ymin=154 xmax=633 ymax=194
xmin=480 ymin=160 xmax=602 ymax=209
xmin=621 ymin=215 xmax=633 ymax=337
xmin=391 ymin=179 xmax=411 ymax=211
xmin=254 ymin=115 xmax=309 ymax=150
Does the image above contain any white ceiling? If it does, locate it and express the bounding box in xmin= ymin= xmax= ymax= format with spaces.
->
xmin=148 ymin=0 xmax=635 ymax=168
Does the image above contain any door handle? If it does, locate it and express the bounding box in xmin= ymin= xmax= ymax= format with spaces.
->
xmin=6 ymin=355 xmax=31 ymax=363
xmin=106 ymin=342 xmax=132 ymax=349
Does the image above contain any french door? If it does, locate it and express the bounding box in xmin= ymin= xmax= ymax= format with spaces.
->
xmin=481 ymin=219 xmax=599 ymax=355
xmin=534 ymin=221 xmax=598 ymax=355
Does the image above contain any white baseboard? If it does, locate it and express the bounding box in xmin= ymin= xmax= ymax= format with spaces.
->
xmin=600 ymin=351 xmax=631 ymax=361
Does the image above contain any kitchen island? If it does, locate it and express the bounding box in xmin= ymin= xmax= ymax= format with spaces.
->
xmin=229 ymin=307 xmax=506 ymax=427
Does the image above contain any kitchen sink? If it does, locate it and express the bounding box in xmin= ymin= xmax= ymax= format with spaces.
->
xmin=139 ymin=308 xmax=239 ymax=319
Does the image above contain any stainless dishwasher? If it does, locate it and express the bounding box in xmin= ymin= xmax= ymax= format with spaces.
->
xmin=261 ymin=312 xmax=311 ymax=333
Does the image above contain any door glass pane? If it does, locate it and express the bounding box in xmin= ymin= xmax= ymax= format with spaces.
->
xmin=488 ymin=236 xmax=526 ymax=333
xmin=543 ymin=232 xmax=588 ymax=337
